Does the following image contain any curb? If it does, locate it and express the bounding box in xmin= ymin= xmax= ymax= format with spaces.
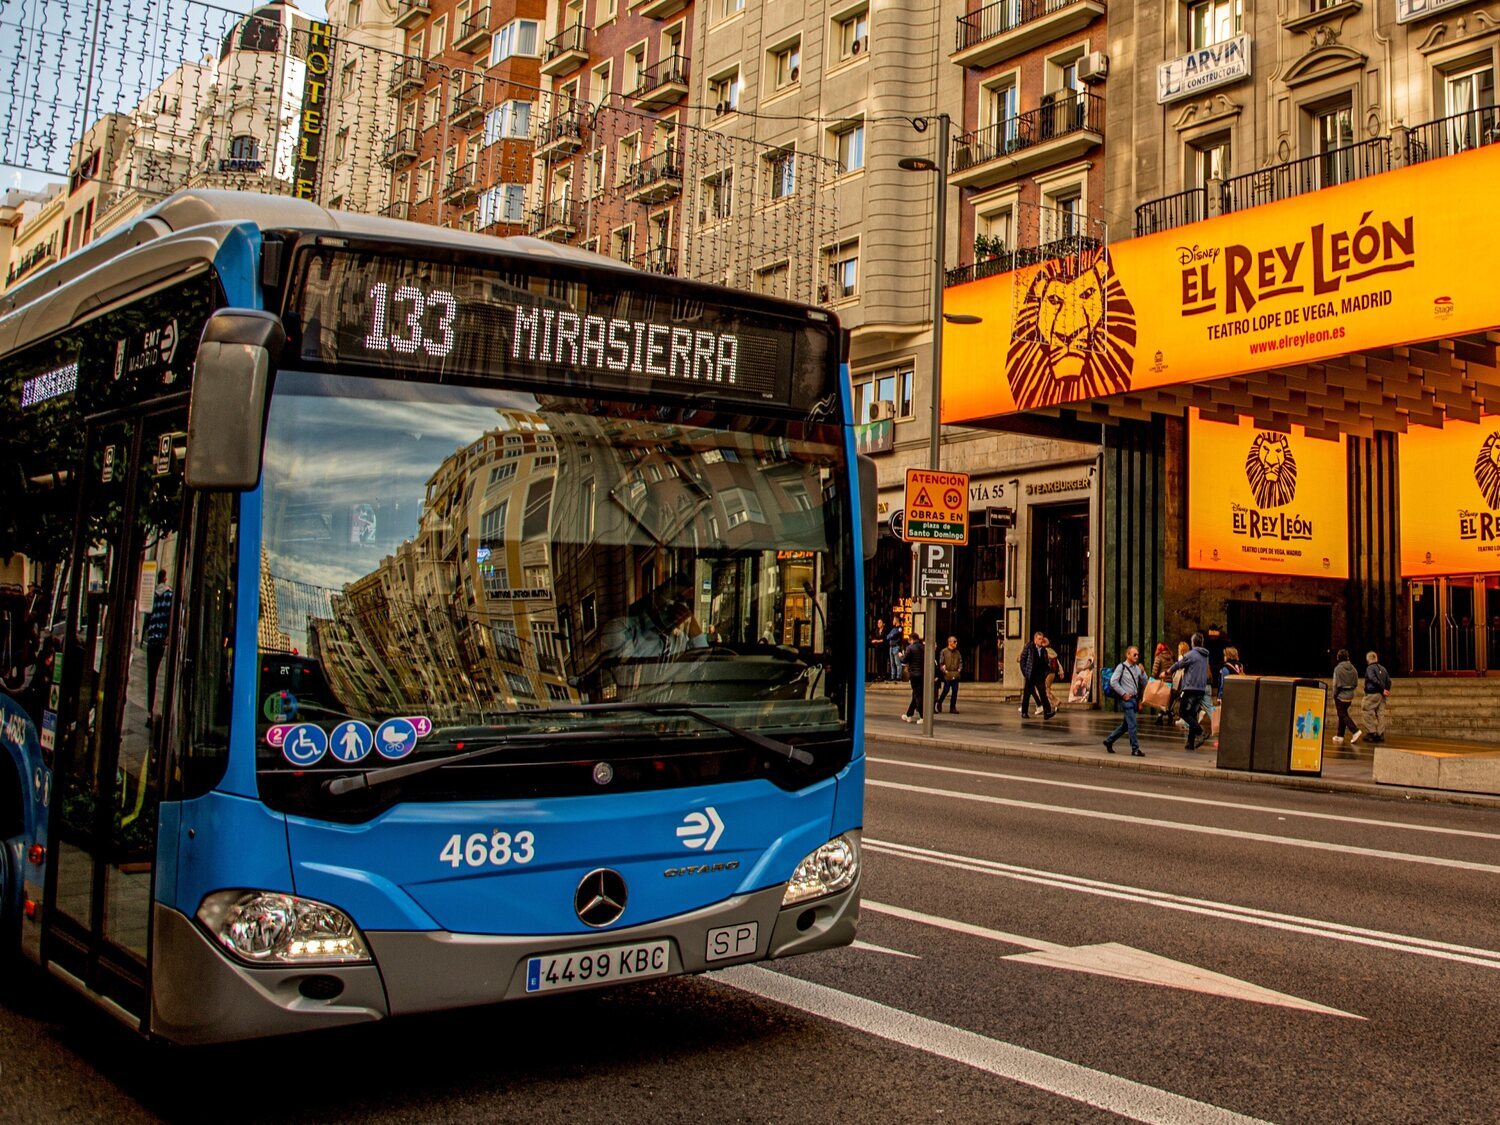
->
xmin=865 ymin=728 xmax=1500 ymax=812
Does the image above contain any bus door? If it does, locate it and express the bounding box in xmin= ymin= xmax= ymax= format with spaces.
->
xmin=44 ymin=403 xmax=188 ymax=1021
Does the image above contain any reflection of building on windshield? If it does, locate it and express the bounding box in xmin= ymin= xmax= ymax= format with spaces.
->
xmin=544 ymin=401 xmax=834 ymax=704
xmin=262 ymin=408 xmax=574 ymax=723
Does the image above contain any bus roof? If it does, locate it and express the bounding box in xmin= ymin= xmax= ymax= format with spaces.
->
xmin=0 ymin=189 xmax=637 ymax=356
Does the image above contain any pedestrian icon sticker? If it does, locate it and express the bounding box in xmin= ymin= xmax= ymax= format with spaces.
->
xmin=330 ymin=720 xmax=375 ymax=764
xmin=375 ymin=717 xmax=419 ymax=760
xmin=282 ymin=723 xmax=328 ymax=767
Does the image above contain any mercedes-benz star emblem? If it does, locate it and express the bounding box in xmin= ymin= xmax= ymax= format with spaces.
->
xmin=574 ymin=868 xmax=628 ymax=928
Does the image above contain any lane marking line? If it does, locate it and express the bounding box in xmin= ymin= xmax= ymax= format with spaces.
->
xmin=864 ymin=839 xmax=1500 ymax=971
xmin=851 ymin=939 xmax=922 ymax=959
xmin=868 ymin=756 xmax=1500 ymax=842
xmin=862 ymin=902 xmax=1360 ymax=1019
xmin=868 ymin=778 xmax=1500 ymax=875
xmin=711 ymin=965 xmax=1273 ymax=1125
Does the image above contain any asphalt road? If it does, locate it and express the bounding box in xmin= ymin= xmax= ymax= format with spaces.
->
xmin=4 ymin=741 xmax=1499 ymax=1123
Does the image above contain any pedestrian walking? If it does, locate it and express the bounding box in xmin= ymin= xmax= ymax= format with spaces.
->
xmin=900 ymin=634 xmax=926 ymax=722
xmin=885 ymin=620 xmax=905 ymax=682
xmin=1102 ymin=645 xmax=1148 ymax=757
xmin=144 ymin=572 xmax=174 ymax=725
xmin=1331 ymin=649 xmax=1363 ymax=746
xmin=1150 ymin=642 xmax=1173 ymax=723
xmin=1168 ymin=640 xmax=1189 ymax=726
xmin=1218 ymin=646 xmax=1244 ymax=700
xmin=1019 ymin=631 xmax=1056 ymax=719
xmin=1044 ymin=645 xmax=1062 ymax=711
xmin=936 ymin=636 xmax=963 ymax=713
xmin=1169 ymin=632 xmax=1211 ymax=751
xmin=1361 ymin=650 xmax=1392 ymax=743
xmin=871 ymin=618 xmax=888 ymax=681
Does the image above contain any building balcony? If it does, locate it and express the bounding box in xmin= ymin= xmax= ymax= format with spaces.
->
xmin=6 ymin=234 xmax=58 ymax=287
xmin=1134 ymin=186 xmax=1206 ymax=237
xmin=631 ymin=54 xmax=690 ymax=111
xmin=952 ymin=0 xmax=1105 ymax=69
xmin=454 ymin=6 xmax=490 ymax=53
xmin=535 ymin=111 xmax=586 ymax=161
xmin=1219 ymin=136 xmax=1390 ymax=215
xmin=635 ymin=247 xmax=678 ymax=276
xmin=528 ymin=198 xmax=582 ymax=240
xmin=381 ymin=127 xmax=419 ymax=167
xmin=541 ymin=23 xmax=590 ymax=77
xmin=624 ymin=148 xmax=683 ymax=203
xmin=449 ymin=85 xmax=484 ymax=127
xmin=389 ymin=58 xmax=425 ymax=96
xmin=394 ymin=0 xmax=430 ymax=30
xmin=1405 ymin=105 xmax=1500 ymax=166
xmin=634 ymin=0 xmax=688 ymax=18
xmin=943 ymin=235 xmax=1102 ymax=288
xmin=950 ymin=92 xmax=1104 ymax=190
xmin=445 ymin=164 xmax=481 ymax=204
xmin=381 ymin=200 xmax=412 ymax=221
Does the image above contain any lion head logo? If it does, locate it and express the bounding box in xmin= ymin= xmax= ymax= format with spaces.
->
xmin=1006 ymin=247 xmax=1137 ymax=411
xmin=1245 ymin=432 xmax=1298 ymax=509
xmin=1474 ymin=432 xmax=1500 ymax=509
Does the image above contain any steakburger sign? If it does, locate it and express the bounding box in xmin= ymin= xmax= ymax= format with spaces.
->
xmin=941 ymin=143 xmax=1500 ymax=424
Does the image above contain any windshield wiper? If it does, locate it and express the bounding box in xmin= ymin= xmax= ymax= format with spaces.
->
xmin=517 ymin=702 xmax=815 ymax=766
xmin=323 ymin=729 xmax=594 ymax=796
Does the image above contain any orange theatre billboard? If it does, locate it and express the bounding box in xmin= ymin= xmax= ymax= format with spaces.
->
xmin=942 ymin=145 xmax=1500 ymax=424
xmin=1399 ymin=415 xmax=1500 ymax=576
xmin=1187 ymin=411 xmax=1349 ymax=578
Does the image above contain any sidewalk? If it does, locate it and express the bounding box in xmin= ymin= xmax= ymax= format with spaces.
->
xmin=863 ymin=685 xmax=1500 ymax=810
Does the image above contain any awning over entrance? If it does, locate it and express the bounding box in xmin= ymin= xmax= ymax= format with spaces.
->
xmin=942 ymin=144 xmax=1500 ymax=441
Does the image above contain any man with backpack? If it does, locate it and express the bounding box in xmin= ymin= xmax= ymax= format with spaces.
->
xmin=1103 ymin=645 xmax=1148 ymax=756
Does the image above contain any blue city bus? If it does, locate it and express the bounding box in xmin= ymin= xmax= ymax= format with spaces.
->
xmin=0 ymin=191 xmax=873 ymax=1043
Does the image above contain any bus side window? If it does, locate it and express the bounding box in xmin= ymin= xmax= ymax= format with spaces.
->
xmin=171 ymin=494 xmax=238 ymax=799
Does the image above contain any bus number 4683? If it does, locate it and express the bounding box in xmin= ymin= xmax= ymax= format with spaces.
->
xmin=439 ymin=830 xmax=537 ymax=868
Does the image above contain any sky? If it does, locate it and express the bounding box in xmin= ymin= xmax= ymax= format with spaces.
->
xmin=1 ymin=0 xmax=328 ymax=194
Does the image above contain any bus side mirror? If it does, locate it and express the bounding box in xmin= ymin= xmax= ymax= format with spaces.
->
xmin=185 ymin=309 xmax=284 ymax=491
xmin=857 ymin=454 xmax=878 ymax=561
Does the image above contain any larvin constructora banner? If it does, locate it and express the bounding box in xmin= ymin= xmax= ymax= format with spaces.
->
xmin=942 ymin=143 xmax=1500 ymax=426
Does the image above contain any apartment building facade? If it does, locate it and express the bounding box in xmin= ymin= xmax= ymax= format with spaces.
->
xmin=376 ymin=0 xmax=546 ymax=232
xmin=937 ymin=0 xmax=1112 ymax=685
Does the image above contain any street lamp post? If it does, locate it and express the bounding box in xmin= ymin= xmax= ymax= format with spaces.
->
xmin=900 ymin=114 xmax=976 ymax=740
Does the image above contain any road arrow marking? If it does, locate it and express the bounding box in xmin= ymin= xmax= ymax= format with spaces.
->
xmin=864 ymin=901 xmax=1361 ymax=1019
xmin=851 ymin=940 xmax=921 ymax=960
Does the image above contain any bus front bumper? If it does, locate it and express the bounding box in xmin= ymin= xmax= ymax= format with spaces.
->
xmin=149 ymin=879 xmax=859 ymax=1044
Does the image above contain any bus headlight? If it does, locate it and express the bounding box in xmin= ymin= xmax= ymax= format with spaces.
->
xmin=782 ymin=834 xmax=859 ymax=906
xmin=196 ymin=891 xmax=373 ymax=966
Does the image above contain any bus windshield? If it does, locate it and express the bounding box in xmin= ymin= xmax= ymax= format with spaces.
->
xmin=255 ymin=370 xmax=850 ymax=807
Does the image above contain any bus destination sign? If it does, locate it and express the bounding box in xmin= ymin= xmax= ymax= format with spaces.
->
xmin=291 ymin=247 xmax=811 ymax=406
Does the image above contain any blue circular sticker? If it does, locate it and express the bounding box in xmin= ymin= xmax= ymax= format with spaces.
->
xmin=329 ymin=720 xmax=375 ymax=764
xmin=281 ymin=723 xmax=328 ymax=767
xmin=375 ymin=717 xmax=418 ymax=760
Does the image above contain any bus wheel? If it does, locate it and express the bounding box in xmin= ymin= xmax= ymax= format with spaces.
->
xmin=0 ymin=838 xmax=18 ymax=959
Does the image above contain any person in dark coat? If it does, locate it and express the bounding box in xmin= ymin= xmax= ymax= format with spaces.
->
xmin=1018 ymin=631 xmax=1055 ymax=719
xmin=144 ymin=573 xmax=174 ymax=725
xmin=885 ymin=621 xmax=905 ymax=682
xmin=1331 ymin=649 xmax=1362 ymax=745
xmin=901 ymin=634 xmax=926 ymax=722
xmin=1168 ymin=632 xmax=1211 ymax=751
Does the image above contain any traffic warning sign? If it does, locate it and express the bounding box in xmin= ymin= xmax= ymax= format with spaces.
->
xmin=904 ymin=468 xmax=970 ymax=544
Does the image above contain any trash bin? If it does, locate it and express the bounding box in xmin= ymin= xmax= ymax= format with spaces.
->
xmin=1251 ymin=676 xmax=1326 ymax=777
xmin=1217 ymin=676 xmax=1326 ymax=777
xmin=1216 ymin=676 xmax=1257 ymax=771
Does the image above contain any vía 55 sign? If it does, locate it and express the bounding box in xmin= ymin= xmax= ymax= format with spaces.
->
xmin=904 ymin=468 xmax=970 ymax=545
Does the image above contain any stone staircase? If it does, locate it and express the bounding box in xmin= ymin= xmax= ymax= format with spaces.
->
xmin=1371 ymin=678 xmax=1500 ymax=745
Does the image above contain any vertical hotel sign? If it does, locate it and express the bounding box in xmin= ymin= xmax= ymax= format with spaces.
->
xmin=295 ymin=20 xmax=332 ymax=200
xmin=941 ymin=145 xmax=1500 ymax=425
xmin=1186 ymin=410 xmax=1349 ymax=578
xmin=1398 ymin=415 xmax=1500 ymax=576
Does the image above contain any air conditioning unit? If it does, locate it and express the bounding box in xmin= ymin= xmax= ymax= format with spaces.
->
xmin=715 ymin=101 xmax=727 ymax=116
xmin=790 ymin=66 xmax=800 ymax=82
xmin=1079 ymin=52 xmax=1109 ymax=84
xmin=851 ymin=36 xmax=865 ymax=55
xmin=817 ymin=283 xmax=830 ymax=302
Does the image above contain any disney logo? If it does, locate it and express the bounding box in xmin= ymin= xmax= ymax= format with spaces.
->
xmin=1176 ymin=244 xmax=1221 ymax=266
